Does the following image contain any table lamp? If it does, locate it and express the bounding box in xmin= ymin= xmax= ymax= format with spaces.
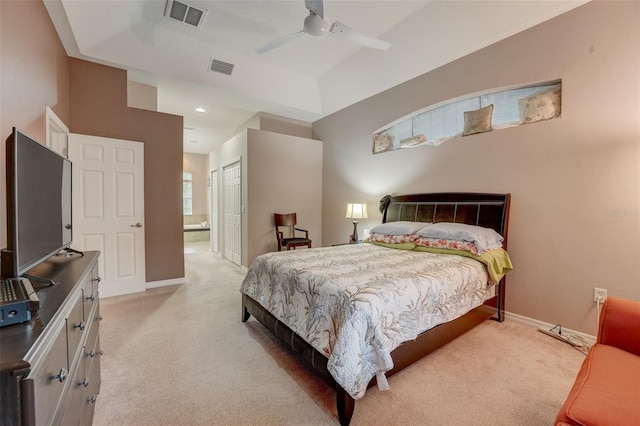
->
xmin=345 ymin=203 xmax=368 ymax=243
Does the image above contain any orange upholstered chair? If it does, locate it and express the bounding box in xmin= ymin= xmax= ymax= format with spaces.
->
xmin=555 ymin=297 xmax=640 ymax=426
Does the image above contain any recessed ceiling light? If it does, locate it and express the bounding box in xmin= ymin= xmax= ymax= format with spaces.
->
xmin=195 ymin=107 xmax=206 ymax=113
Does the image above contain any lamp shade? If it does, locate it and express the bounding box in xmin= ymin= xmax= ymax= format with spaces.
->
xmin=345 ymin=203 xmax=368 ymax=219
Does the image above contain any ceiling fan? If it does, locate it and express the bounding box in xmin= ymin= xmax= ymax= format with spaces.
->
xmin=256 ymin=0 xmax=391 ymax=54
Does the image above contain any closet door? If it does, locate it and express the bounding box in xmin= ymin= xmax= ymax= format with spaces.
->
xmin=210 ymin=170 xmax=219 ymax=253
xmin=223 ymin=161 xmax=241 ymax=265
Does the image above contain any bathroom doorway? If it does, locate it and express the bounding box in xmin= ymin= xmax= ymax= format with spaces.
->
xmin=183 ymin=153 xmax=211 ymax=253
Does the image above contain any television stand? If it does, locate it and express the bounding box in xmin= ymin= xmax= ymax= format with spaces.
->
xmin=0 ymin=252 xmax=102 ymax=426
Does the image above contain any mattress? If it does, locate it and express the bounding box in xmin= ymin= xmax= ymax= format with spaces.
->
xmin=240 ymin=243 xmax=495 ymax=399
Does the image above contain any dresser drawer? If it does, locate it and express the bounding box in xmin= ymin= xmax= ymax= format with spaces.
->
xmin=52 ymin=352 xmax=87 ymax=426
xmin=66 ymin=293 xmax=85 ymax=361
xmin=23 ymin=325 xmax=69 ymax=425
xmin=82 ymin=265 xmax=100 ymax=320
xmin=82 ymin=334 xmax=102 ymax=425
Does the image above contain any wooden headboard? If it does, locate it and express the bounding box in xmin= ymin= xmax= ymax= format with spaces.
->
xmin=380 ymin=192 xmax=511 ymax=249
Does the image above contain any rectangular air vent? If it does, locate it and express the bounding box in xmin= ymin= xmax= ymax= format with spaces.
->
xmin=165 ymin=0 xmax=207 ymax=28
xmin=209 ymin=58 xmax=234 ymax=76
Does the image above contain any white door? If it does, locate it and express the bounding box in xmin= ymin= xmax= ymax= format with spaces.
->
xmin=223 ymin=161 xmax=241 ymax=265
xmin=68 ymin=134 xmax=145 ymax=298
xmin=231 ymin=162 xmax=241 ymax=265
xmin=46 ymin=107 xmax=69 ymax=158
xmin=210 ymin=170 xmax=218 ymax=253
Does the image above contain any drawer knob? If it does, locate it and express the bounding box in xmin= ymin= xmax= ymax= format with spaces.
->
xmin=86 ymin=294 xmax=96 ymax=302
xmin=89 ymin=349 xmax=104 ymax=358
xmin=98 ymin=315 xmax=104 ymax=321
xmin=92 ymin=277 xmax=102 ymax=283
xmin=51 ymin=368 xmax=68 ymax=383
xmin=88 ymin=395 xmax=98 ymax=403
xmin=74 ymin=321 xmax=86 ymax=331
xmin=80 ymin=378 xmax=90 ymax=387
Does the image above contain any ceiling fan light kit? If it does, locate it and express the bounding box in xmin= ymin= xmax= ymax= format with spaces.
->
xmin=304 ymin=13 xmax=329 ymax=36
xmin=256 ymin=0 xmax=391 ymax=54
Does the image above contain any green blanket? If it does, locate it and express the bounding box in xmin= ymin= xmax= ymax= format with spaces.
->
xmin=411 ymin=246 xmax=513 ymax=283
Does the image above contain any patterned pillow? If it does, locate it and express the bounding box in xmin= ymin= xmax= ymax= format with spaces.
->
xmin=414 ymin=237 xmax=479 ymax=255
xmin=519 ymin=87 xmax=561 ymax=123
xmin=372 ymin=132 xmax=394 ymax=154
xmin=416 ymin=222 xmax=503 ymax=254
xmin=462 ymin=104 xmax=494 ymax=136
xmin=367 ymin=233 xmax=418 ymax=245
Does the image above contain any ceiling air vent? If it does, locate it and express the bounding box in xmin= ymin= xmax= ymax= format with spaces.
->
xmin=209 ymin=58 xmax=234 ymax=76
xmin=165 ymin=0 xmax=207 ymax=28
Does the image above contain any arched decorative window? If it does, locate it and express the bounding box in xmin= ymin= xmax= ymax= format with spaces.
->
xmin=372 ymin=80 xmax=561 ymax=154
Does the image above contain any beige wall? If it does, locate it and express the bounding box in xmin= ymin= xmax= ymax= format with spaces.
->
xmin=209 ymin=128 xmax=322 ymax=267
xmin=209 ymin=130 xmax=249 ymax=264
xmin=183 ymin=153 xmax=209 ymax=219
xmin=68 ymin=59 xmax=184 ymax=283
xmin=313 ymin=1 xmax=640 ymax=334
xmin=0 ymin=0 xmax=70 ymax=250
xmin=247 ymin=129 xmax=322 ymax=264
xmin=259 ymin=113 xmax=314 ymax=140
xmin=127 ymin=81 xmax=158 ymax=111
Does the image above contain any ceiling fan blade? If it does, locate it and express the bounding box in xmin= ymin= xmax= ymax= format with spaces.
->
xmin=304 ymin=0 xmax=324 ymax=19
xmin=329 ymin=21 xmax=391 ymax=51
xmin=256 ymin=31 xmax=305 ymax=54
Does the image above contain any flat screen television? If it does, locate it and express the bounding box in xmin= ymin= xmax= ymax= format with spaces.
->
xmin=1 ymin=128 xmax=73 ymax=279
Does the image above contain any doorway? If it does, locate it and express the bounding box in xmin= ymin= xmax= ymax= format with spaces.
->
xmin=183 ymin=154 xmax=212 ymax=253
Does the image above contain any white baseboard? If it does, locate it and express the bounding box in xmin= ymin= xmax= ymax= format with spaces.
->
xmin=146 ymin=277 xmax=185 ymax=289
xmin=505 ymin=310 xmax=596 ymax=345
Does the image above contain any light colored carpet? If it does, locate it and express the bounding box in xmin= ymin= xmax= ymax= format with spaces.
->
xmin=94 ymin=251 xmax=584 ymax=426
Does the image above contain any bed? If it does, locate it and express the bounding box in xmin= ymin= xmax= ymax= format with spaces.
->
xmin=240 ymin=192 xmax=511 ymax=425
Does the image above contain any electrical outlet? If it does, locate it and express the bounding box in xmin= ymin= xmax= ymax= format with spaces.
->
xmin=593 ymin=287 xmax=607 ymax=303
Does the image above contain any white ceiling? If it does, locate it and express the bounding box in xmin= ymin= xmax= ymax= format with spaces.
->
xmin=44 ymin=0 xmax=588 ymax=154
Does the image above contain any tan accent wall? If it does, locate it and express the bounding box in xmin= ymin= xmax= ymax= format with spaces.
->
xmin=313 ymin=1 xmax=640 ymax=334
xmin=68 ymin=59 xmax=184 ymax=283
xmin=0 ymin=0 xmax=70 ymax=250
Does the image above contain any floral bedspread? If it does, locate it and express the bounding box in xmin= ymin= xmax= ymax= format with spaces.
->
xmin=240 ymin=243 xmax=495 ymax=399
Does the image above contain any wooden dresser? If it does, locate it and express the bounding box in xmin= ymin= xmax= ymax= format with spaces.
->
xmin=0 ymin=251 xmax=102 ymax=426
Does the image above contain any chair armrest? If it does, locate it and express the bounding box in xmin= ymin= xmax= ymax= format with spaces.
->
xmin=294 ymin=227 xmax=309 ymax=238
xmin=597 ymin=296 xmax=640 ymax=356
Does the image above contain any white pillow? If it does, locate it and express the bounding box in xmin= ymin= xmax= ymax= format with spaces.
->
xmin=370 ymin=221 xmax=432 ymax=236
xmin=417 ymin=222 xmax=503 ymax=253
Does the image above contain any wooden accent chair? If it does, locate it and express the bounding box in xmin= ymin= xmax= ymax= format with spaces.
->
xmin=274 ymin=213 xmax=311 ymax=251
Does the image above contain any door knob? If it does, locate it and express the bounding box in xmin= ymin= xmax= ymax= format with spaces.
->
xmin=130 ymin=223 xmax=143 ymax=228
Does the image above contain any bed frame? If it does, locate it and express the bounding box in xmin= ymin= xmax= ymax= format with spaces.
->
xmin=242 ymin=192 xmax=511 ymax=425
